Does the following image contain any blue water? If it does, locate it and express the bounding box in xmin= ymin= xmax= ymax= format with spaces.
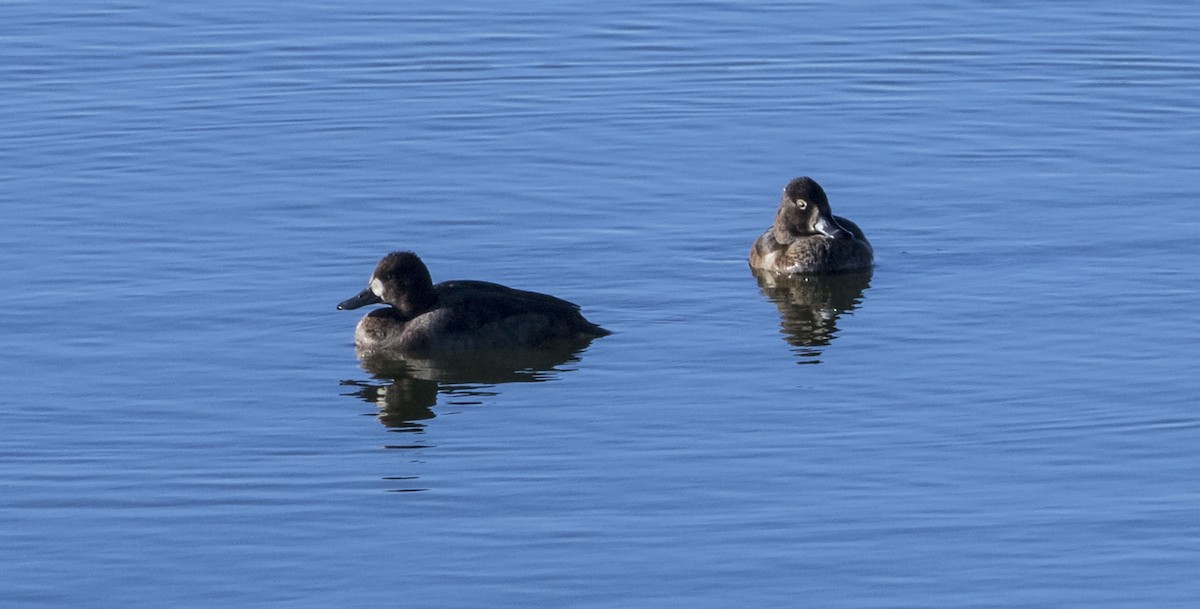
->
xmin=3 ymin=2 xmax=1200 ymax=607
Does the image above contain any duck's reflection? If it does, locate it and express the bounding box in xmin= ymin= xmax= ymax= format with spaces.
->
xmin=752 ymin=268 xmax=872 ymax=364
xmin=340 ymin=342 xmax=592 ymax=430
xmin=340 ymin=375 xmax=439 ymax=430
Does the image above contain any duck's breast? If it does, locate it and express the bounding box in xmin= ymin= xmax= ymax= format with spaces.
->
xmin=354 ymin=308 xmax=411 ymax=350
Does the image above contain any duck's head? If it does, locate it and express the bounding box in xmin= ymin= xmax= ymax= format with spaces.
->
xmin=338 ymin=251 xmax=436 ymax=315
xmin=774 ymin=177 xmax=851 ymax=241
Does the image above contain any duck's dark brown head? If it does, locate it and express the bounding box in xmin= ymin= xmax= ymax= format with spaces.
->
xmin=338 ymin=251 xmax=437 ymax=316
xmin=773 ymin=177 xmax=851 ymax=241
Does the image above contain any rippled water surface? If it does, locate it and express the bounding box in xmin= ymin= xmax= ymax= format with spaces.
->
xmin=4 ymin=2 xmax=1200 ymax=607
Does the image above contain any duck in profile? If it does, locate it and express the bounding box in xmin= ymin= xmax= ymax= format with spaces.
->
xmin=749 ymin=177 xmax=873 ymax=274
xmin=338 ymin=251 xmax=610 ymax=355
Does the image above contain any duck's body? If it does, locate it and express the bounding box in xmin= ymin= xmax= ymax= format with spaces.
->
xmin=749 ymin=177 xmax=873 ymax=275
xmin=339 ymin=252 xmax=609 ymax=356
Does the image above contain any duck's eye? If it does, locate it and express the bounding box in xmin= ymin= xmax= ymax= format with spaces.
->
xmin=795 ymin=199 xmax=808 ymax=210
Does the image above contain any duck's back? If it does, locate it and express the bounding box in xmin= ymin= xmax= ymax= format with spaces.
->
xmin=396 ymin=280 xmax=608 ymax=354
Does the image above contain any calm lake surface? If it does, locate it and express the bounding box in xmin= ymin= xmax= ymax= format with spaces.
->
xmin=3 ymin=2 xmax=1199 ymax=607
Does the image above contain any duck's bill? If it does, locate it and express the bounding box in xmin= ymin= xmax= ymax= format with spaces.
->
xmin=337 ymin=287 xmax=382 ymax=310
xmin=813 ymin=214 xmax=851 ymax=240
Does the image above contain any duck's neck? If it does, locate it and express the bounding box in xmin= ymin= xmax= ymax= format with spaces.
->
xmin=773 ymin=205 xmax=805 ymax=241
xmin=396 ymin=286 xmax=437 ymax=318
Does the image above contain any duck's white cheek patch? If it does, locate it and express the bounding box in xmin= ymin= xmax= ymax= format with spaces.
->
xmin=370 ymin=278 xmax=385 ymax=298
